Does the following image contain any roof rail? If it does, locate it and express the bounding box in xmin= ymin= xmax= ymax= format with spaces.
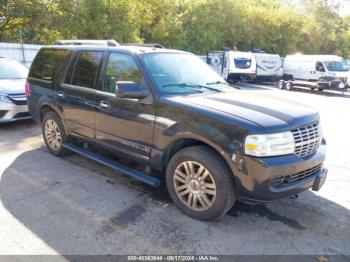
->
xmin=122 ymin=43 xmax=165 ymax=49
xmin=54 ymin=39 xmax=119 ymax=47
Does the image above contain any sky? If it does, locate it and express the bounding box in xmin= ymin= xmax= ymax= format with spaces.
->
xmin=281 ymin=0 xmax=350 ymax=16
xmin=336 ymin=0 xmax=350 ymax=16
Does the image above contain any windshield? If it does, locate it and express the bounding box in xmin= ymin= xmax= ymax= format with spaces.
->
xmin=0 ymin=60 xmax=28 ymax=79
xmin=324 ymin=60 xmax=349 ymax=72
xmin=142 ymin=53 xmax=230 ymax=94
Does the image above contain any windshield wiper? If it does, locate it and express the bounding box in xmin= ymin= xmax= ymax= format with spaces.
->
xmin=206 ymin=80 xmax=230 ymax=86
xmin=206 ymin=80 xmax=241 ymax=90
xmin=162 ymin=82 xmax=221 ymax=92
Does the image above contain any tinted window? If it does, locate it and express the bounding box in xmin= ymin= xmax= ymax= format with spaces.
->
xmin=70 ymin=51 xmax=103 ymax=88
xmin=102 ymin=53 xmax=142 ymax=93
xmin=0 ymin=60 xmax=28 ymax=79
xmin=64 ymin=54 xmax=78 ymax=84
xmin=29 ymin=49 xmax=69 ymax=81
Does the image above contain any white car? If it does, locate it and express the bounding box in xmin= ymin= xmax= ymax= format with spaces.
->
xmin=0 ymin=57 xmax=30 ymax=123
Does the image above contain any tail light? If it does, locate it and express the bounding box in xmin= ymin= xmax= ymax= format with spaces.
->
xmin=25 ymin=82 xmax=30 ymax=96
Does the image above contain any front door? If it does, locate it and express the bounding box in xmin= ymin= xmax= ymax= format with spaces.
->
xmin=94 ymin=52 xmax=156 ymax=163
xmin=58 ymin=50 xmax=103 ymax=139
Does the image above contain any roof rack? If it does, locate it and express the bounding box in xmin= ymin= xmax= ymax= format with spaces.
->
xmin=122 ymin=43 xmax=165 ymax=49
xmin=54 ymin=39 xmax=119 ymax=47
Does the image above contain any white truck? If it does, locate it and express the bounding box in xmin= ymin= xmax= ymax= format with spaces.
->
xmin=205 ymin=50 xmax=283 ymax=83
xmin=281 ymin=54 xmax=350 ymax=91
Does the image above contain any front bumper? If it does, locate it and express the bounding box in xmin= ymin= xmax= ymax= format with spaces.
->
xmin=236 ymin=144 xmax=327 ymax=203
xmin=0 ymin=101 xmax=31 ymax=123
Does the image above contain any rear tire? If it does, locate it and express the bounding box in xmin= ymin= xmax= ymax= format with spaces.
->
xmin=42 ymin=111 xmax=69 ymax=156
xmin=286 ymin=81 xmax=293 ymax=91
xmin=166 ymin=145 xmax=236 ymax=220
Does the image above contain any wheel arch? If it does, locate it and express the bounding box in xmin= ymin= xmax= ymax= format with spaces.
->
xmin=39 ymin=102 xmax=69 ymax=136
xmin=162 ymin=136 xmax=239 ymax=188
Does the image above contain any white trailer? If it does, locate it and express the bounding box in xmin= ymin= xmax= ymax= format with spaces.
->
xmin=280 ymin=54 xmax=350 ymax=91
xmin=205 ymin=50 xmax=282 ymax=83
xmin=254 ymin=52 xmax=283 ymax=81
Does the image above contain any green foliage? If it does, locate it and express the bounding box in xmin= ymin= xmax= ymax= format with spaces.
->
xmin=0 ymin=0 xmax=349 ymax=57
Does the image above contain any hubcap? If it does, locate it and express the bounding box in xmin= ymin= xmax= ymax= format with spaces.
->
xmin=173 ymin=161 xmax=216 ymax=211
xmin=44 ymin=119 xmax=61 ymax=151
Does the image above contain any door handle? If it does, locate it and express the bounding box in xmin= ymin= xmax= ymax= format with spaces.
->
xmin=57 ymin=92 xmax=64 ymax=98
xmin=99 ymin=101 xmax=110 ymax=108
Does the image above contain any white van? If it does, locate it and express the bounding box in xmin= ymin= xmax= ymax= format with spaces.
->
xmin=206 ymin=50 xmax=282 ymax=83
xmin=282 ymin=55 xmax=350 ymax=90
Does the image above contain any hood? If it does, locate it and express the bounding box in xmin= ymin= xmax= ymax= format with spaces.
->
xmin=169 ymin=90 xmax=319 ymax=132
xmin=0 ymin=79 xmax=27 ymax=94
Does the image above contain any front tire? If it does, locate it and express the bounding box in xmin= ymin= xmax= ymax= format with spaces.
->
xmin=42 ymin=111 xmax=69 ymax=156
xmin=166 ymin=146 xmax=236 ymax=220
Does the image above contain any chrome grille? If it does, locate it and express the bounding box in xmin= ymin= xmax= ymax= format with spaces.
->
xmin=270 ymin=164 xmax=322 ymax=188
xmin=292 ymin=122 xmax=321 ymax=157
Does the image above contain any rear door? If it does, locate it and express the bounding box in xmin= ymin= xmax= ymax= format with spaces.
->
xmin=94 ymin=52 xmax=156 ymax=163
xmin=58 ymin=50 xmax=104 ymax=139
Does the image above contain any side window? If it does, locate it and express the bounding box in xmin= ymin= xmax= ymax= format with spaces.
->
xmin=29 ymin=48 xmax=69 ymax=83
xmin=64 ymin=54 xmax=78 ymax=84
xmin=316 ymin=61 xmax=325 ymax=72
xmin=102 ymin=52 xmax=142 ymax=93
xmin=69 ymin=51 xmax=103 ymax=88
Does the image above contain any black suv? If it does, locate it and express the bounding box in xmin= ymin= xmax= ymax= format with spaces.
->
xmin=27 ymin=41 xmax=327 ymax=220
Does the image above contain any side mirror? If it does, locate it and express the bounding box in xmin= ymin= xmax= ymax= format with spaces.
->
xmin=116 ymin=81 xmax=148 ymax=99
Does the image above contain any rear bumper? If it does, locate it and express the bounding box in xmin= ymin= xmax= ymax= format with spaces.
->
xmin=0 ymin=102 xmax=30 ymax=123
xmin=236 ymin=143 xmax=327 ymax=203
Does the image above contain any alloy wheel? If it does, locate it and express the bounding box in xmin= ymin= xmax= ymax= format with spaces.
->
xmin=173 ymin=161 xmax=216 ymax=211
xmin=44 ymin=119 xmax=62 ymax=151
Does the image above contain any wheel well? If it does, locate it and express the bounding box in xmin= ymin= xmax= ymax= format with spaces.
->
xmin=164 ymin=139 xmax=232 ymax=173
xmin=40 ymin=105 xmax=55 ymax=122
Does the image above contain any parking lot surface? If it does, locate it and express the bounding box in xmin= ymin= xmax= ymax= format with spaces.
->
xmin=0 ymin=84 xmax=349 ymax=255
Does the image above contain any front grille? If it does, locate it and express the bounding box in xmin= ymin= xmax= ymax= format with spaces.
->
xmin=8 ymin=93 xmax=27 ymax=105
xmin=292 ymin=122 xmax=321 ymax=157
xmin=270 ymin=164 xmax=322 ymax=189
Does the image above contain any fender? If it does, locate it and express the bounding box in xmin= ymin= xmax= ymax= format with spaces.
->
xmin=37 ymin=95 xmax=69 ymax=136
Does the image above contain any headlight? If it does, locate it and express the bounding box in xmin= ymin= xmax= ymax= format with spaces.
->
xmin=245 ymin=131 xmax=294 ymax=157
xmin=0 ymin=95 xmax=12 ymax=103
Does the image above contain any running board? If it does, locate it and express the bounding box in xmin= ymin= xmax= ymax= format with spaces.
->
xmin=62 ymin=143 xmax=160 ymax=187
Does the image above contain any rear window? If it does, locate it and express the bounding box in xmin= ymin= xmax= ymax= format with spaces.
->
xmin=29 ymin=48 xmax=69 ymax=82
xmin=65 ymin=51 xmax=103 ymax=88
xmin=0 ymin=60 xmax=28 ymax=79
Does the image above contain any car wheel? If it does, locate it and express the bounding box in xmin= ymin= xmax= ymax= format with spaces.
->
xmin=286 ymin=82 xmax=293 ymax=91
xmin=278 ymin=80 xmax=285 ymax=90
xmin=166 ymin=145 xmax=236 ymax=220
xmin=42 ymin=111 xmax=69 ymax=156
